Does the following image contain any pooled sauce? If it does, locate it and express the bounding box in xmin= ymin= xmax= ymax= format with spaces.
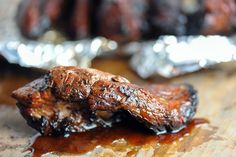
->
xmin=29 ymin=118 xmax=208 ymax=157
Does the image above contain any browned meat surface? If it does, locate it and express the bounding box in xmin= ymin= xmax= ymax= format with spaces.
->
xmin=16 ymin=0 xmax=64 ymax=39
xmin=49 ymin=66 xmax=129 ymax=101
xmin=69 ymin=0 xmax=90 ymax=39
xmin=89 ymin=81 xmax=197 ymax=134
xmin=148 ymin=0 xmax=205 ymax=35
xmin=202 ymin=0 xmax=236 ymax=34
xmin=17 ymin=0 xmax=90 ymax=39
xmin=97 ymin=0 xmax=147 ymax=42
xmin=17 ymin=0 xmax=236 ymax=41
xmin=12 ymin=66 xmax=198 ymax=136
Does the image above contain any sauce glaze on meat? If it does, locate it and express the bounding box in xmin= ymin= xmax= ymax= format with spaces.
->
xmin=12 ymin=66 xmax=198 ymax=136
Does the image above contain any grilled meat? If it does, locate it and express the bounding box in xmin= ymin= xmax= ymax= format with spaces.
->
xmin=17 ymin=0 xmax=90 ymax=39
xmin=96 ymin=0 xmax=148 ymax=42
xmin=16 ymin=0 xmax=64 ymax=39
xmin=202 ymin=0 xmax=236 ymax=34
xmin=69 ymin=0 xmax=89 ymax=39
xmin=89 ymin=81 xmax=197 ymax=134
xmin=17 ymin=0 xmax=236 ymax=41
xmin=12 ymin=66 xmax=198 ymax=136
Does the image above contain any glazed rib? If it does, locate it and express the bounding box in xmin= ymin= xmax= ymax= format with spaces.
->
xmin=12 ymin=66 xmax=198 ymax=136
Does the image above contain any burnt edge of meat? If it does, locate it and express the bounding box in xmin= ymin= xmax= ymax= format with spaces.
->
xmin=12 ymin=66 xmax=198 ymax=136
xmin=152 ymin=84 xmax=198 ymax=134
xmin=88 ymin=80 xmax=198 ymax=135
xmin=182 ymin=84 xmax=198 ymax=120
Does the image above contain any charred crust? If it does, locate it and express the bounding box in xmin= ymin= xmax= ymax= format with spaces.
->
xmin=181 ymin=84 xmax=198 ymax=122
xmin=12 ymin=67 xmax=199 ymax=136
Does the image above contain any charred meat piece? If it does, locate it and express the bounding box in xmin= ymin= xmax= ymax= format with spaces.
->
xmin=202 ymin=0 xmax=236 ymax=34
xmin=148 ymin=0 xmax=205 ymax=35
xmin=89 ymin=81 xmax=197 ymax=134
xmin=11 ymin=77 xmax=97 ymax=136
xmin=16 ymin=0 xmax=64 ymax=39
xmin=12 ymin=67 xmax=128 ymax=136
xmin=69 ymin=0 xmax=90 ymax=39
xmin=49 ymin=66 xmax=130 ymax=101
xmin=16 ymin=0 xmax=90 ymax=40
xmin=96 ymin=0 xmax=148 ymax=42
xmin=16 ymin=0 xmax=236 ymax=40
xmin=12 ymin=66 xmax=198 ymax=136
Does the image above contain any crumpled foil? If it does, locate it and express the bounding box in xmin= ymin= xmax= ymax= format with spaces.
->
xmin=130 ymin=35 xmax=236 ymax=78
xmin=1 ymin=35 xmax=236 ymax=78
xmin=0 ymin=37 xmax=118 ymax=69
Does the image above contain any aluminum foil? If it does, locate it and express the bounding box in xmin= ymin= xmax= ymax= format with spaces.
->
xmin=1 ymin=35 xmax=236 ymax=78
xmin=0 ymin=37 xmax=118 ymax=69
xmin=130 ymin=35 xmax=236 ymax=78
xmin=1 ymin=0 xmax=236 ymax=78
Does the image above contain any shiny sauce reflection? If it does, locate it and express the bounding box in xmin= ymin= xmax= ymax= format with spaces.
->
xmin=29 ymin=118 xmax=208 ymax=157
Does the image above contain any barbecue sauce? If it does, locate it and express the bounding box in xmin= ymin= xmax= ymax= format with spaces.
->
xmin=29 ymin=118 xmax=208 ymax=157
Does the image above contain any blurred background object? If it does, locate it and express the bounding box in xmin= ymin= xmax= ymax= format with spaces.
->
xmin=16 ymin=0 xmax=236 ymax=42
xmin=1 ymin=0 xmax=236 ymax=79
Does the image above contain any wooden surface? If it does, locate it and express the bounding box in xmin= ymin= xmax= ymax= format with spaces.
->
xmin=0 ymin=58 xmax=236 ymax=157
